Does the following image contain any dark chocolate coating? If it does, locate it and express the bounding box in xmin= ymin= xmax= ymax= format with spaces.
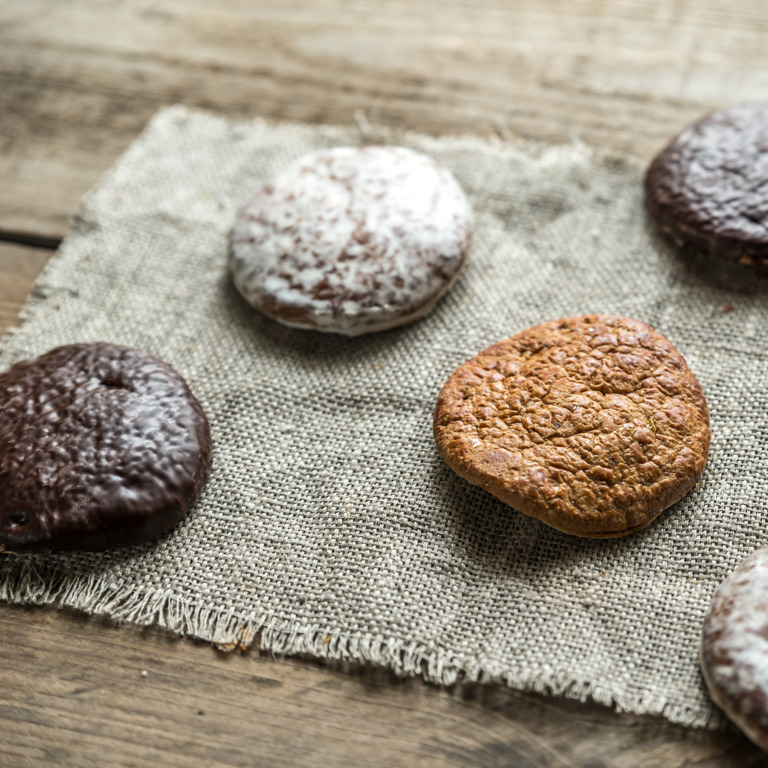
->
xmin=0 ymin=343 xmax=212 ymax=552
xmin=645 ymin=103 xmax=768 ymax=275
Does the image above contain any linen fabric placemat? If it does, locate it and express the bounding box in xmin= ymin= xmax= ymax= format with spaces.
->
xmin=2 ymin=105 xmax=766 ymax=729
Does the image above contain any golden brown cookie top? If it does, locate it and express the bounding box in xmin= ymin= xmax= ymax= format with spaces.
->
xmin=433 ymin=315 xmax=710 ymax=537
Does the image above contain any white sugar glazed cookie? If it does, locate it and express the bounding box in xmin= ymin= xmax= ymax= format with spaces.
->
xmin=228 ymin=146 xmax=473 ymax=335
xmin=701 ymin=546 xmax=768 ymax=751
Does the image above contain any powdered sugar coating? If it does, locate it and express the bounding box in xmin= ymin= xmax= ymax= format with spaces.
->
xmin=228 ymin=146 xmax=473 ymax=335
xmin=702 ymin=546 xmax=768 ymax=751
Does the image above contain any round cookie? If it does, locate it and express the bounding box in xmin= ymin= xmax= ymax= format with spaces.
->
xmin=228 ymin=145 xmax=473 ymax=335
xmin=433 ymin=315 xmax=710 ymax=537
xmin=645 ymin=103 xmax=768 ymax=274
xmin=702 ymin=547 xmax=768 ymax=751
xmin=0 ymin=343 xmax=212 ymax=552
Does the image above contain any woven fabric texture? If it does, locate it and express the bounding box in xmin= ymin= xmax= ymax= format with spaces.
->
xmin=2 ymin=106 xmax=766 ymax=729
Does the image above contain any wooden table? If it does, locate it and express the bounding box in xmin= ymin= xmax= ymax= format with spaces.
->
xmin=3 ymin=2 xmax=768 ymax=765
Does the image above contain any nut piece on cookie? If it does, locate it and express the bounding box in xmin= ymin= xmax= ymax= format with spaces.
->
xmin=433 ymin=315 xmax=710 ymax=537
xmin=645 ymin=103 xmax=768 ymax=275
xmin=702 ymin=547 xmax=768 ymax=753
xmin=228 ymin=145 xmax=473 ymax=335
xmin=0 ymin=343 xmax=212 ymax=552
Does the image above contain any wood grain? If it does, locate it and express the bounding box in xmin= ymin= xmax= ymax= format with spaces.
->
xmin=3 ymin=1 xmax=768 ymax=764
xmin=0 ymin=243 xmax=51 ymax=335
xmin=1 ymin=602 xmax=765 ymax=768
xmin=3 ymin=0 xmax=768 ymax=240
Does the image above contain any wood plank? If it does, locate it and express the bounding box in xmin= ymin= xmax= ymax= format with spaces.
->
xmin=3 ymin=2 xmax=768 ymax=763
xmin=0 ymin=242 xmax=52 ymax=335
xmin=1 ymin=602 xmax=765 ymax=768
xmin=2 ymin=0 xmax=768 ymax=240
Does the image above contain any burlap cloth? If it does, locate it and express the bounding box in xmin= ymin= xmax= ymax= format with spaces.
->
xmin=2 ymin=105 xmax=766 ymax=730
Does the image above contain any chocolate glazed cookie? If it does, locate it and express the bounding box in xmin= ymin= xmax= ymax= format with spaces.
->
xmin=645 ymin=103 xmax=768 ymax=274
xmin=434 ymin=315 xmax=710 ymax=537
xmin=0 ymin=343 xmax=212 ymax=552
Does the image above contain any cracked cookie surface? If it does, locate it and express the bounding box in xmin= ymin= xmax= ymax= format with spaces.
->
xmin=645 ymin=103 xmax=768 ymax=274
xmin=433 ymin=315 xmax=710 ymax=537
xmin=0 ymin=343 xmax=212 ymax=552
xmin=228 ymin=145 xmax=473 ymax=335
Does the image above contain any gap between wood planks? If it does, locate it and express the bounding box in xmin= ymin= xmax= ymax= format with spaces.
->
xmin=0 ymin=230 xmax=61 ymax=250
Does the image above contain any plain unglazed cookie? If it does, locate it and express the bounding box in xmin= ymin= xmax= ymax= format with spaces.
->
xmin=702 ymin=546 xmax=768 ymax=752
xmin=645 ymin=103 xmax=768 ymax=275
xmin=228 ymin=145 xmax=473 ymax=335
xmin=0 ymin=343 xmax=212 ymax=552
xmin=433 ymin=315 xmax=710 ymax=537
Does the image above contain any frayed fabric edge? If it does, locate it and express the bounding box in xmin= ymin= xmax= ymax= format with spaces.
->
xmin=0 ymin=557 xmax=724 ymax=732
